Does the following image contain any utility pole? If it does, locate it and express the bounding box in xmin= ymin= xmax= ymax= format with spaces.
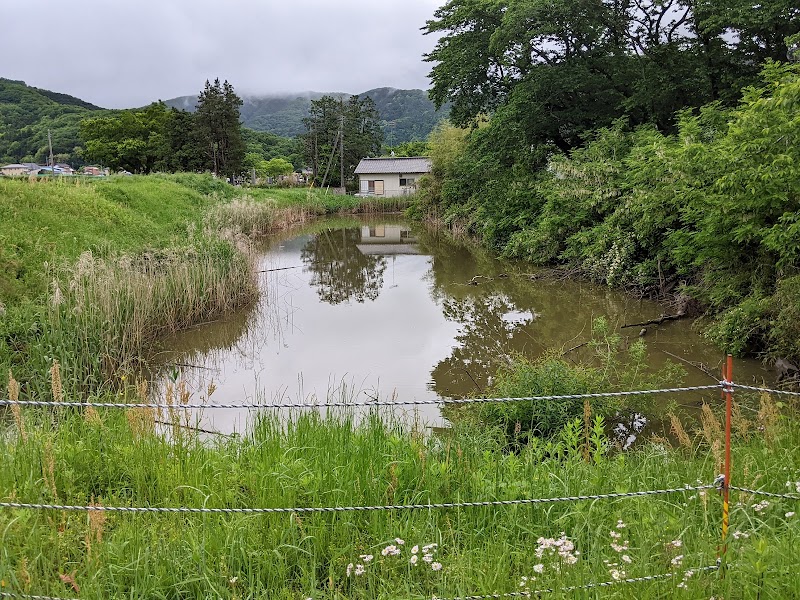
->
xmin=48 ymin=129 xmax=55 ymax=173
xmin=339 ymin=114 xmax=345 ymax=192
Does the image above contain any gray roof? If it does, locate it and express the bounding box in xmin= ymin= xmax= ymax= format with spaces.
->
xmin=354 ymin=157 xmax=431 ymax=175
xmin=1 ymin=164 xmax=29 ymax=169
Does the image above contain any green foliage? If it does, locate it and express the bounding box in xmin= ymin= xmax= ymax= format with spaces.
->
xmin=705 ymin=295 xmax=772 ymax=356
xmin=195 ymin=78 xmax=246 ymax=178
xmin=769 ymin=275 xmax=800 ymax=360
xmin=478 ymin=318 xmax=683 ymax=443
xmin=417 ymin=62 xmax=800 ymax=361
xmin=80 ymin=102 xmax=172 ymax=173
xmin=386 ymin=140 xmax=430 ymax=157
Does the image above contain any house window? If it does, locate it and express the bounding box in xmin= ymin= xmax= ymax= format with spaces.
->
xmin=400 ymin=177 xmax=415 ymax=186
xmin=367 ymin=180 xmax=384 ymax=195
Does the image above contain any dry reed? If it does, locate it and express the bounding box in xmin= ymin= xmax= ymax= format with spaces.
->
xmin=668 ymin=413 xmax=692 ymax=448
xmin=758 ymin=392 xmax=781 ymax=445
xmin=42 ymin=440 xmax=58 ymax=500
xmin=86 ymin=496 xmax=107 ymax=557
xmin=50 ymin=360 xmax=62 ymax=403
xmin=51 ymin=244 xmax=257 ymax=380
xmin=8 ymin=370 xmax=26 ymax=441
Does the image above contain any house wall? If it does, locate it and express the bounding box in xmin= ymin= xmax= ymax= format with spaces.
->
xmin=358 ymin=172 xmax=427 ymax=198
xmin=1 ymin=166 xmax=28 ymax=177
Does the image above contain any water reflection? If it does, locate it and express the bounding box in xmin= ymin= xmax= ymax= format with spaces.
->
xmin=301 ymin=227 xmax=388 ymax=304
xmin=152 ymin=217 xmax=769 ymax=436
xmin=431 ymin=294 xmax=537 ymax=396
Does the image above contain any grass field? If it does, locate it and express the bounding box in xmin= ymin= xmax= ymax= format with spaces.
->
xmin=0 ymin=377 xmax=798 ymax=599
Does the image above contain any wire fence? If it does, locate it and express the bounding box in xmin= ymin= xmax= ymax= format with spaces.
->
xmin=1 ymin=360 xmax=798 ymax=599
xmin=0 ymin=384 xmax=724 ymax=410
xmin=0 ymin=482 xmax=719 ymax=515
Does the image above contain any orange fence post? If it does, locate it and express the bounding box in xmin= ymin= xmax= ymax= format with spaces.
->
xmin=720 ymin=354 xmax=733 ymax=570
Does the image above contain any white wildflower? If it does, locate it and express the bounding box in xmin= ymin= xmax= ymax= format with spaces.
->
xmin=359 ymin=554 xmax=373 ymax=563
xmin=381 ymin=545 xmax=401 ymax=557
xmin=786 ymin=512 xmax=796 ymax=518
xmin=609 ymin=569 xmax=626 ymax=581
xmin=616 ymin=519 xmax=626 ymax=529
xmin=431 ymin=562 xmax=443 ymax=571
xmin=753 ymin=500 xmax=770 ymax=513
xmin=355 ymin=564 xmax=366 ymax=576
xmin=671 ymin=555 xmax=684 ymax=566
xmin=411 ymin=545 xmax=419 ymax=554
xmin=422 ymin=543 xmax=438 ymax=553
xmin=423 ymin=554 xmax=434 ymax=563
xmin=533 ymin=564 xmax=544 ymax=574
xmin=410 ymin=555 xmax=418 ymax=566
xmin=395 ymin=538 xmax=405 ymax=545
xmin=732 ymin=530 xmax=750 ymax=540
xmin=621 ymin=555 xmax=632 ymax=564
xmin=346 ymin=563 xmax=353 ymax=577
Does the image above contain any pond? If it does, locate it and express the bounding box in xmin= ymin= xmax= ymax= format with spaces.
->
xmin=153 ymin=216 xmax=769 ymax=436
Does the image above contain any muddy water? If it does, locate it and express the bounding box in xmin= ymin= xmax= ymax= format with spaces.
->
xmin=154 ymin=216 xmax=769 ymax=435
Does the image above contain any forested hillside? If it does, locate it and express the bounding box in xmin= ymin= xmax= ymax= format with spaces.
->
xmin=165 ymin=87 xmax=446 ymax=143
xmin=0 ymin=78 xmax=108 ymax=165
xmin=413 ymin=0 xmax=799 ymax=362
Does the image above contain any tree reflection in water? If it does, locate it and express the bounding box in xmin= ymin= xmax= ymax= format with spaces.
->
xmin=301 ymin=227 xmax=387 ymax=305
xmin=430 ymin=294 xmax=537 ymax=397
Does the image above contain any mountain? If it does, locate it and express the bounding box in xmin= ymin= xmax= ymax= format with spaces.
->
xmin=164 ymin=87 xmax=447 ymax=144
xmin=0 ymin=78 xmax=109 ymax=165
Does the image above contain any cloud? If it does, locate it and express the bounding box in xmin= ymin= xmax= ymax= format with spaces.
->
xmin=1 ymin=0 xmax=441 ymax=108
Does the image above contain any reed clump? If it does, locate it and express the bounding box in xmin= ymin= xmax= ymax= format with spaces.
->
xmin=205 ymin=197 xmax=315 ymax=237
xmin=48 ymin=239 xmax=257 ymax=387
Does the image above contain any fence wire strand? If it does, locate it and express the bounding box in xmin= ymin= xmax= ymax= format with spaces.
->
xmin=0 ymin=483 xmax=716 ymax=515
xmin=0 ymin=384 xmax=723 ymax=411
xmin=730 ymin=486 xmax=800 ymax=500
xmin=730 ymin=383 xmax=800 ymax=397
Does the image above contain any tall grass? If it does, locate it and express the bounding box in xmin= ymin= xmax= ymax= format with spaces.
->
xmin=44 ymin=239 xmax=257 ymax=391
xmin=1 ymin=383 xmax=798 ymax=598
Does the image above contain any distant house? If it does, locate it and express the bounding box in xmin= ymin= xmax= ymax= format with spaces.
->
xmin=82 ymin=166 xmax=104 ymax=176
xmin=55 ymin=163 xmax=75 ymax=175
xmin=354 ymin=157 xmax=431 ymax=198
xmin=1 ymin=164 xmax=31 ymax=177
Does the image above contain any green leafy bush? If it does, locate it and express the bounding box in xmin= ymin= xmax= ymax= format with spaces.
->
xmin=478 ymin=318 xmax=683 ymax=444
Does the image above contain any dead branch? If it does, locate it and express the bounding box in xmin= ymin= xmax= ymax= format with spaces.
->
xmin=621 ymin=312 xmax=685 ymax=329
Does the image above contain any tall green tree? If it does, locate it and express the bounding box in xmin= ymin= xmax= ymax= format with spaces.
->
xmin=195 ymin=78 xmax=246 ymax=179
xmin=80 ymin=102 xmax=171 ymax=173
xmin=300 ymin=95 xmax=383 ymax=187
xmin=424 ymin=0 xmax=798 ymax=150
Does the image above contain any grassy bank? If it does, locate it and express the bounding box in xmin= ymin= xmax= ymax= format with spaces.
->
xmin=0 ymin=174 xmax=403 ymax=396
xmin=1 ymin=378 xmax=798 ymax=598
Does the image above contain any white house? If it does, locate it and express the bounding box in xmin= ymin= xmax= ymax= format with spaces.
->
xmin=354 ymin=157 xmax=431 ymax=198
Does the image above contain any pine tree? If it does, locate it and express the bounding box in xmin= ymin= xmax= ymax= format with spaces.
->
xmin=195 ymin=78 xmax=245 ymax=179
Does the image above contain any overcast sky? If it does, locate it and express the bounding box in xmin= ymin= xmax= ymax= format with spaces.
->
xmin=2 ymin=0 xmax=443 ymax=108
